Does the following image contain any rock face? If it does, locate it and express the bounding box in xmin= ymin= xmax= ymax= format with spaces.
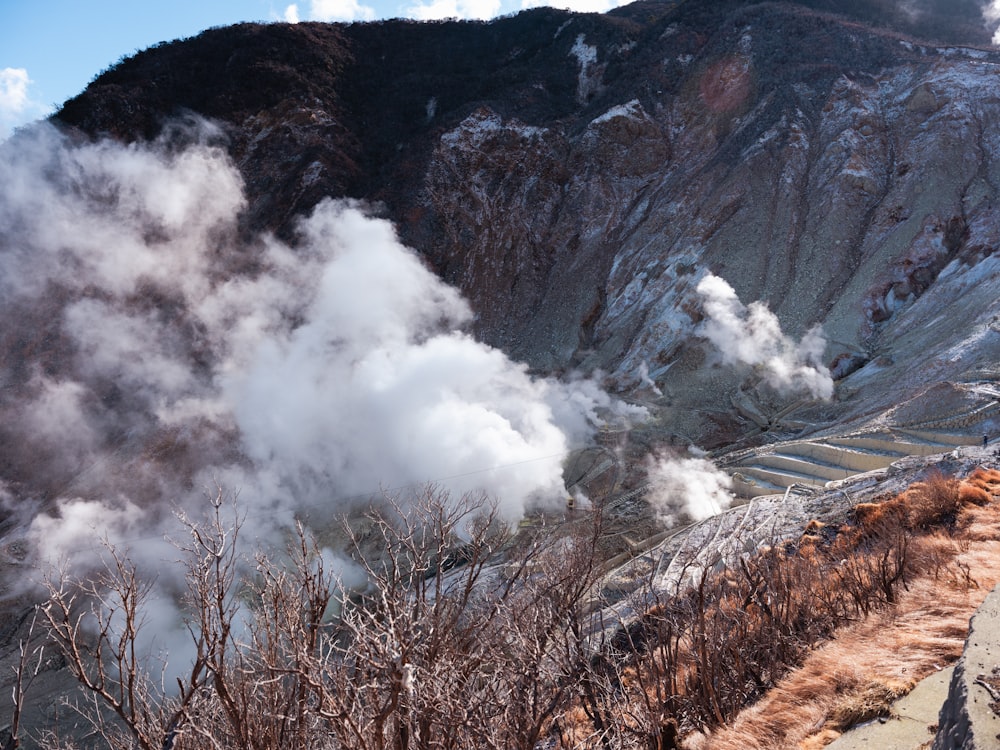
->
xmin=51 ymin=1 xmax=1000 ymax=448
xmin=934 ymin=584 xmax=1000 ymax=749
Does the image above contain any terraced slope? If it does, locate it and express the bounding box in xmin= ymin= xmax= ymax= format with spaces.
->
xmin=723 ymin=386 xmax=1000 ymax=498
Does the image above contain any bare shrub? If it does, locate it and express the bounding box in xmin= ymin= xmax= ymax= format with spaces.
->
xmin=3 ymin=610 xmax=45 ymax=750
xmin=574 ymin=469 xmax=986 ymax=747
xmin=902 ymin=471 xmax=960 ymax=529
xmin=24 ymin=486 xmax=607 ymax=750
xmin=313 ymin=488 xmax=603 ymax=750
xmin=574 ymin=533 xmax=864 ymax=742
xmin=18 ymin=466 xmax=997 ymax=750
xmin=667 ymin=465 xmax=1000 ymax=750
xmin=41 ymin=542 xmax=192 ymax=750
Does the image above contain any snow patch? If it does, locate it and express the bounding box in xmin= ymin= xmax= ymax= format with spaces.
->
xmin=440 ymin=110 xmax=545 ymax=149
xmin=605 ymin=251 xmax=704 ymax=384
xmin=300 ymin=160 xmax=324 ymax=187
xmin=936 ymin=47 xmax=991 ymax=60
xmin=570 ymin=34 xmax=601 ymax=103
xmin=570 ymin=33 xmax=597 ymax=67
xmin=841 ymin=162 xmax=875 ymax=181
xmin=591 ymin=99 xmax=644 ymax=126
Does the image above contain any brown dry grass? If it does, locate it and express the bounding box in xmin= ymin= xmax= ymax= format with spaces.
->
xmin=958 ymin=483 xmax=991 ymax=506
xmin=826 ymin=678 xmax=913 ymax=730
xmin=683 ymin=467 xmax=1000 ymax=750
xmin=965 ymin=467 xmax=1000 ymax=490
xmin=901 ymin=472 xmax=962 ymax=529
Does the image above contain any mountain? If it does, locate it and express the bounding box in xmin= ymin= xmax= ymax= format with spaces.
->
xmin=3 ymin=2 xmax=1000 ymax=746
xmin=50 ymin=0 xmax=1000 ymax=460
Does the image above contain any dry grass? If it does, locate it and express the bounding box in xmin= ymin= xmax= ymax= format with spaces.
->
xmin=958 ymin=469 xmax=1000 ymax=508
xmin=684 ymin=561 xmax=985 ymax=749
xmin=826 ymin=678 xmax=913 ymax=730
xmin=901 ymin=472 xmax=962 ymax=529
xmin=682 ymin=465 xmax=1000 ymax=750
xmin=958 ymin=483 xmax=992 ymax=506
xmin=850 ymin=501 xmax=899 ymax=530
xmin=965 ymin=467 xmax=1000 ymax=490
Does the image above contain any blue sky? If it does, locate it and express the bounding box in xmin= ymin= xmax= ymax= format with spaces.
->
xmin=0 ymin=0 xmax=633 ymax=139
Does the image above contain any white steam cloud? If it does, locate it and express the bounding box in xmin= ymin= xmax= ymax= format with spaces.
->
xmin=985 ymin=0 xmax=1000 ymax=43
xmin=696 ymin=273 xmax=834 ymax=400
xmin=644 ymin=453 xmax=734 ymax=528
xmin=0 ymin=121 xmax=642 ymax=582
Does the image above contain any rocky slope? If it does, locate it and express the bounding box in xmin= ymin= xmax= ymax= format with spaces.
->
xmin=50 ymin=1 xmax=1000 ymax=456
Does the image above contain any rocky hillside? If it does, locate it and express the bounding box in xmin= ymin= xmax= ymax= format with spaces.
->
xmin=51 ymin=0 xmax=1000 ymax=455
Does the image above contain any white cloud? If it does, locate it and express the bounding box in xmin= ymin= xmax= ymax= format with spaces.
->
xmin=1 ymin=121 xmax=644 ymax=570
xmin=283 ymin=3 xmax=301 ymax=22
xmin=519 ymin=0 xmax=630 ymax=12
xmin=0 ymin=68 xmax=48 ymax=140
xmin=406 ymin=0 xmax=502 ymax=21
xmin=0 ymin=121 xmax=649 ymax=695
xmin=0 ymin=68 xmax=29 ymax=114
xmin=217 ymin=199 xmax=624 ymax=521
xmin=28 ymin=496 xmax=149 ymax=568
xmin=306 ymin=0 xmax=377 ymax=21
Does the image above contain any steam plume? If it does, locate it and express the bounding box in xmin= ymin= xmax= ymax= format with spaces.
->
xmin=696 ymin=273 xmax=834 ymax=400
xmin=645 ymin=453 xmax=734 ymax=528
xmin=0 ymin=121 xmax=642 ymax=577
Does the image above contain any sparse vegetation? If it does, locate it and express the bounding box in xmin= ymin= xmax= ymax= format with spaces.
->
xmin=8 ymin=465 xmax=1000 ymax=749
xmin=695 ymin=466 xmax=1000 ymax=749
xmin=20 ymin=487 xmax=606 ymax=749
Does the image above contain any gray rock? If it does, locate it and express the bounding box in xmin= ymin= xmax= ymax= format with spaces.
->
xmin=935 ymin=585 xmax=1000 ymax=749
